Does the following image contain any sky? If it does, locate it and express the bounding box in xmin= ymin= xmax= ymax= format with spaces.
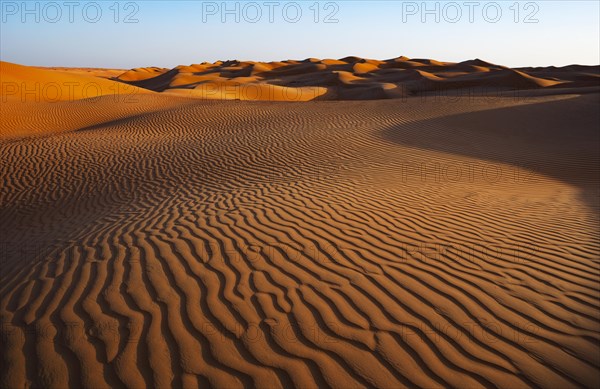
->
xmin=1 ymin=0 xmax=599 ymax=68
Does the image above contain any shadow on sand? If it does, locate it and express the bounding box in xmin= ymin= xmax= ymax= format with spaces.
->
xmin=380 ymin=94 xmax=600 ymax=223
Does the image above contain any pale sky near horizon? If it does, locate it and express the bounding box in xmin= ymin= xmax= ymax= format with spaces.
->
xmin=1 ymin=0 xmax=598 ymax=68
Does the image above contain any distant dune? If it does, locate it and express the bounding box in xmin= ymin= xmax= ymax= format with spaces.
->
xmin=109 ymin=56 xmax=600 ymax=101
xmin=2 ymin=57 xmax=599 ymax=103
xmin=1 ymin=57 xmax=599 ymax=389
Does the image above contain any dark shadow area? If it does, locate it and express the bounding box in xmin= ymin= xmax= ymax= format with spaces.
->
xmin=380 ymin=94 xmax=600 ymax=220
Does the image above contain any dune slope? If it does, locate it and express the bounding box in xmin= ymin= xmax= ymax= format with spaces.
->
xmin=1 ymin=85 xmax=599 ymax=388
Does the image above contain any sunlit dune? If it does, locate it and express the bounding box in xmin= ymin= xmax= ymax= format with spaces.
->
xmin=107 ymin=56 xmax=600 ymax=101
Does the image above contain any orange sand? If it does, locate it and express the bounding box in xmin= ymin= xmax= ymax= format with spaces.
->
xmin=1 ymin=58 xmax=599 ymax=388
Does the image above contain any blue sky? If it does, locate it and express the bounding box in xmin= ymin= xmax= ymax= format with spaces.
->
xmin=1 ymin=1 xmax=598 ymax=68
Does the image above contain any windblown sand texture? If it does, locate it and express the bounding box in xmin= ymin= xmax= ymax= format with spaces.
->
xmin=1 ymin=58 xmax=599 ymax=388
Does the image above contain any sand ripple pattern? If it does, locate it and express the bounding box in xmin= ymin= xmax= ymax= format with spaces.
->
xmin=1 ymin=95 xmax=599 ymax=389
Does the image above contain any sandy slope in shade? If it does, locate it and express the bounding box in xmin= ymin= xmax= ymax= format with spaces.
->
xmin=1 ymin=81 xmax=599 ymax=388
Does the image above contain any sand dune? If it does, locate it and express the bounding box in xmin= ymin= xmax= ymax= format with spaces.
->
xmin=1 ymin=59 xmax=599 ymax=388
xmin=1 ymin=62 xmax=150 ymax=102
xmin=0 ymin=62 xmax=177 ymax=139
xmin=4 ymin=58 xmax=599 ymax=103
xmin=110 ymin=57 xmax=600 ymax=101
xmin=37 ymin=67 xmax=129 ymax=79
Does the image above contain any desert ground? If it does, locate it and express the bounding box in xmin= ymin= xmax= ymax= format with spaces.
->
xmin=1 ymin=58 xmax=599 ymax=388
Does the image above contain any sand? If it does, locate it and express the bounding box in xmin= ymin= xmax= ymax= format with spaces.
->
xmin=1 ymin=58 xmax=599 ymax=388
xmin=109 ymin=57 xmax=600 ymax=101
